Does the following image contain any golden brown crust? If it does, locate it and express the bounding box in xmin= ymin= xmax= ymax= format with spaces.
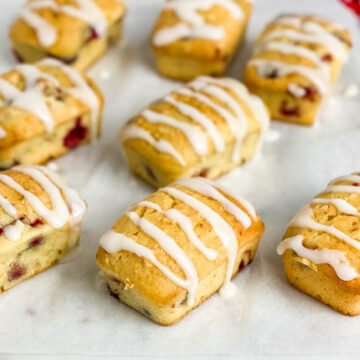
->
xmin=151 ymin=0 xmax=252 ymax=80
xmin=244 ymin=14 xmax=351 ymax=125
xmin=279 ymin=174 xmax=360 ymax=315
xmin=10 ymin=0 xmax=126 ymax=59
xmin=120 ymin=77 xmax=268 ymax=187
xmin=0 ymin=61 xmax=103 ymax=167
xmin=96 ymin=180 xmax=264 ymax=324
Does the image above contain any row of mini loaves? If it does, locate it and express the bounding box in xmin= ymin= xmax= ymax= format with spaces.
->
xmin=1 ymin=166 xmax=360 ymax=325
xmin=9 ymin=1 xmax=352 ymax=127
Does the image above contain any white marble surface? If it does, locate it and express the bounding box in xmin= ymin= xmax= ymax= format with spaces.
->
xmin=1 ymin=0 xmax=360 ymax=359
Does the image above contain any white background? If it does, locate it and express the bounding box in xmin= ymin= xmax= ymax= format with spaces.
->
xmin=1 ymin=0 xmax=360 ymax=359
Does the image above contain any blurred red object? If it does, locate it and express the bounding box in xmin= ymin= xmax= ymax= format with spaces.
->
xmin=340 ymin=0 xmax=360 ymax=16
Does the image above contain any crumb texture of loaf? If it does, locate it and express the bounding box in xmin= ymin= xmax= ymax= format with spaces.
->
xmin=0 ymin=164 xmax=86 ymax=292
xmin=10 ymin=0 xmax=126 ymax=70
xmin=97 ymin=177 xmax=264 ymax=325
xmin=244 ymin=14 xmax=352 ymax=125
xmin=0 ymin=58 xmax=104 ymax=167
xmin=277 ymin=172 xmax=360 ymax=315
xmin=151 ymin=0 xmax=252 ymax=80
xmin=119 ymin=76 xmax=269 ymax=188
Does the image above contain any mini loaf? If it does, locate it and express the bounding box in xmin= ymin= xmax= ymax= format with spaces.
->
xmin=244 ymin=14 xmax=352 ymax=125
xmin=151 ymin=0 xmax=252 ymax=81
xmin=119 ymin=76 xmax=269 ymax=188
xmin=0 ymin=58 xmax=103 ymax=168
xmin=10 ymin=0 xmax=126 ymax=72
xmin=277 ymin=172 xmax=360 ymax=315
xmin=0 ymin=165 xmax=86 ymax=292
xmin=97 ymin=177 xmax=264 ymax=325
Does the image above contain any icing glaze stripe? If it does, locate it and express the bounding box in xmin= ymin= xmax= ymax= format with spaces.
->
xmin=162 ymin=185 xmax=238 ymax=288
xmin=250 ymin=59 xmax=328 ymax=94
xmin=290 ymin=203 xmax=360 ymax=250
xmin=138 ymin=200 xmax=218 ymax=261
xmin=34 ymin=165 xmax=86 ymax=226
xmin=189 ymin=78 xmax=247 ymax=162
xmin=22 ymin=0 xmax=107 ymax=48
xmin=263 ymin=26 xmax=348 ymax=62
xmin=277 ymin=234 xmax=359 ymax=281
xmin=40 ymin=58 xmax=100 ymax=140
xmin=153 ymin=0 xmax=243 ymax=46
xmin=176 ymin=178 xmax=252 ymax=228
xmin=100 ymin=230 xmax=195 ymax=298
xmin=121 ymin=124 xmax=185 ymax=166
xmin=165 ymin=95 xmax=225 ymax=153
xmin=142 ymin=109 xmax=208 ymax=156
xmin=127 ymin=211 xmax=198 ymax=306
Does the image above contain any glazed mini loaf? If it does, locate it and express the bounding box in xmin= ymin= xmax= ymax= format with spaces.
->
xmin=97 ymin=177 xmax=264 ymax=325
xmin=0 ymin=58 xmax=103 ymax=168
xmin=120 ymin=76 xmax=269 ymax=188
xmin=151 ymin=0 xmax=252 ymax=81
xmin=277 ymin=172 xmax=360 ymax=315
xmin=244 ymin=14 xmax=352 ymax=125
xmin=10 ymin=0 xmax=126 ymax=72
xmin=0 ymin=165 xmax=86 ymax=292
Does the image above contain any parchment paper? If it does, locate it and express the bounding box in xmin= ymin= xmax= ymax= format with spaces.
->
xmin=1 ymin=0 xmax=360 ymax=359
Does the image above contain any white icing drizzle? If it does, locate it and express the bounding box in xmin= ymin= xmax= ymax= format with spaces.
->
xmin=127 ymin=211 xmax=199 ymax=306
xmin=4 ymin=166 xmax=70 ymax=229
xmin=0 ymin=194 xmax=18 ymax=218
xmin=162 ymin=185 xmax=238 ymax=288
xmin=100 ymin=230 xmax=198 ymax=302
xmin=0 ymin=165 xmax=85 ymax=230
xmin=278 ymin=174 xmax=360 ymax=281
xmin=138 ymin=200 xmax=217 ymax=261
xmin=40 ymin=58 xmax=100 ymax=140
xmin=176 ymin=178 xmax=252 ymax=228
xmin=121 ymin=124 xmax=185 ymax=166
xmin=277 ymin=235 xmax=359 ymax=281
xmin=256 ymin=41 xmax=331 ymax=83
xmin=22 ymin=0 xmax=107 ymax=48
xmin=142 ymin=109 xmax=208 ymax=156
xmin=253 ymin=15 xmax=350 ymax=97
xmin=0 ymin=64 xmax=60 ymax=133
xmin=122 ymin=77 xmax=268 ymax=166
xmin=100 ymin=179 xmax=257 ymax=303
xmin=312 ymin=198 xmax=360 ymax=216
xmin=165 ymin=95 xmax=225 ymax=153
xmin=249 ymin=59 xmax=328 ymax=94
xmin=153 ymin=0 xmax=243 ymax=47
xmin=4 ymin=220 xmax=25 ymax=242
xmin=192 ymin=76 xmax=270 ymax=157
xmin=34 ymin=166 xmax=86 ymax=226
xmin=288 ymin=83 xmax=306 ymax=98
xmin=189 ymin=78 xmax=247 ymax=162
xmin=0 ymin=127 xmax=6 ymax=139
xmin=21 ymin=1 xmax=58 ymax=47
xmin=290 ymin=203 xmax=360 ymax=250
xmin=263 ymin=25 xmax=348 ymax=62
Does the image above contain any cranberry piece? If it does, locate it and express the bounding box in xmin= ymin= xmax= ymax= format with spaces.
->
xmin=88 ymin=27 xmax=100 ymax=41
xmin=196 ymin=168 xmax=209 ymax=178
xmin=8 ymin=263 xmax=26 ymax=281
xmin=145 ymin=165 xmax=156 ymax=181
xmin=352 ymin=182 xmax=359 ymax=186
xmin=322 ymin=53 xmax=333 ymax=62
xmin=29 ymin=237 xmax=43 ymax=248
xmin=12 ymin=50 xmax=24 ymax=63
xmin=64 ymin=118 xmax=87 ymax=149
xmin=0 ymin=228 xmax=3 ymax=236
xmin=303 ymin=87 xmax=318 ymax=101
xmin=30 ymin=218 xmax=44 ymax=227
xmin=266 ymin=69 xmax=279 ymax=79
xmin=280 ymin=101 xmax=300 ymax=117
